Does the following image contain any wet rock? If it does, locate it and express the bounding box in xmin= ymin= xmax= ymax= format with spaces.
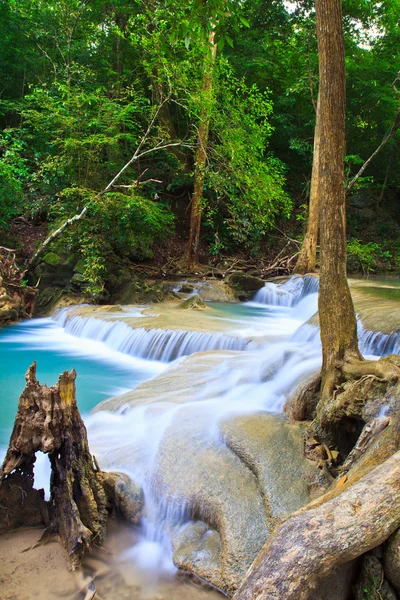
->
xmin=95 ymin=354 xmax=328 ymax=596
xmin=354 ymin=555 xmax=397 ymax=600
xmin=227 ymin=272 xmax=264 ymax=300
xmin=179 ymin=295 xmax=207 ymax=310
xmin=99 ymin=471 xmax=144 ymax=524
xmin=34 ymin=286 xmax=64 ymax=315
xmin=171 ymin=521 xmax=223 ymax=586
xmin=284 ymin=372 xmax=321 ymax=421
xmin=384 ymin=529 xmax=400 ymax=593
xmin=180 ymin=284 xmax=194 ymax=294
xmin=309 ymin=561 xmax=359 ymax=600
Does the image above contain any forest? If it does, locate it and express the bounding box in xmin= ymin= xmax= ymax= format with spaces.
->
xmin=0 ymin=1 xmax=400 ymax=600
xmin=0 ymin=0 xmax=399 ymax=296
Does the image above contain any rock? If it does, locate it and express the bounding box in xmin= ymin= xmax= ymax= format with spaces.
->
xmin=309 ymin=561 xmax=359 ymax=600
xmin=34 ymin=286 xmax=64 ymax=315
xmin=171 ymin=521 xmax=223 ymax=586
xmin=284 ymin=372 xmax=321 ymax=421
xmin=179 ymin=295 xmax=207 ymax=310
xmin=99 ymin=471 xmax=144 ymax=524
xmin=73 ymin=257 xmax=86 ymax=273
xmin=384 ymin=529 xmax=400 ymax=593
xmin=94 ymin=353 xmax=329 ymax=595
xmin=42 ymin=252 xmax=61 ymax=266
xmin=227 ymin=272 xmax=264 ymax=300
xmin=180 ymin=284 xmax=194 ymax=294
xmin=354 ymin=555 xmax=397 ymax=600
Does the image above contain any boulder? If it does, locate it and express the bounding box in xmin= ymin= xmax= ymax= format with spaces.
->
xmin=179 ymin=295 xmax=207 ymax=310
xmin=384 ymin=529 xmax=400 ymax=593
xmin=227 ymin=272 xmax=264 ymax=299
xmin=92 ymin=353 xmax=329 ymax=595
xmin=99 ymin=471 xmax=144 ymax=524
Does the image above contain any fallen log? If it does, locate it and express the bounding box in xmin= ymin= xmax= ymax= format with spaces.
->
xmin=0 ymin=362 xmax=108 ymax=567
xmin=233 ymin=450 xmax=400 ymax=600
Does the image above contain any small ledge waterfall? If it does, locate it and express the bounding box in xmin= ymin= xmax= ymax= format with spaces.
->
xmin=254 ymin=275 xmax=319 ymax=306
xmin=53 ymin=311 xmax=253 ymax=362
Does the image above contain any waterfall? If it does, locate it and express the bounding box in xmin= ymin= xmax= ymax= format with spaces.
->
xmin=292 ymin=317 xmax=400 ymax=358
xmin=53 ymin=311 xmax=253 ymax=362
xmin=358 ymin=323 xmax=400 ymax=356
xmin=254 ymin=275 xmax=319 ymax=306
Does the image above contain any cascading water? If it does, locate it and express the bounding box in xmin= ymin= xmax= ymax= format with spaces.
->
xmin=2 ymin=275 xmax=397 ymax=595
xmin=253 ymin=275 xmax=319 ymax=307
xmin=53 ymin=310 xmax=253 ymax=362
xmin=83 ymin=279 xmax=325 ymax=578
xmin=293 ymin=314 xmax=400 ymax=357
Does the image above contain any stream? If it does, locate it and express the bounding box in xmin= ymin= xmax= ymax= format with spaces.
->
xmin=0 ymin=275 xmax=397 ymax=598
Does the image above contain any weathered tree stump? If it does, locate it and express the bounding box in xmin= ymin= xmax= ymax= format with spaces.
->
xmin=0 ymin=362 xmax=108 ymax=567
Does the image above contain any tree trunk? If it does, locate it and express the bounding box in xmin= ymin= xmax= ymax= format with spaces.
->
xmin=315 ymin=0 xmax=361 ymax=421
xmin=187 ymin=29 xmax=217 ymax=270
xmin=294 ymin=96 xmax=321 ymax=275
xmin=233 ymin=450 xmax=400 ymax=600
xmin=0 ymin=362 xmax=108 ymax=568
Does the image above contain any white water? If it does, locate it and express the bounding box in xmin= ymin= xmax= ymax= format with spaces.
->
xmin=4 ymin=275 xmax=397 ymax=583
xmin=53 ymin=309 xmax=253 ymax=362
xmin=81 ymin=279 xmax=324 ymax=576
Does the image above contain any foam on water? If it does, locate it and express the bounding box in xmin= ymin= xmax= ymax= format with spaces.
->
xmin=53 ymin=310 xmax=253 ymax=362
xmin=83 ymin=280 xmax=324 ymax=575
xmin=2 ymin=275 xmax=396 ymax=581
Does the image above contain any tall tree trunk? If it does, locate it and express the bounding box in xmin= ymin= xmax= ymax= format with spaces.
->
xmin=294 ymin=96 xmax=321 ymax=275
xmin=316 ymin=0 xmax=361 ymax=418
xmin=187 ymin=29 xmax=217 ymax=270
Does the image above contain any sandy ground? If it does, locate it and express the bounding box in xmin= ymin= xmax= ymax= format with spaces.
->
xmin=0 ymin=521 xmax=224 ymax=600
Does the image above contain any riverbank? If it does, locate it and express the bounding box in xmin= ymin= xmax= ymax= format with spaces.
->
xmin=0 ymin=521 xmax=223 ymax=600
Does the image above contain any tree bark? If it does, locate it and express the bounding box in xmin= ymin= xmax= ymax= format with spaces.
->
xmin=315 ymin=0 xmax=361 ymax=421
xmin=294 ymin=96 xmax=321 ymax=275
xmin=233 ymin=450 xmax=400 ymax=600
xmin=187 ymin=28 xmax=217 ymax=270
xmin=0 ymin=362 xmax=108 ymax=568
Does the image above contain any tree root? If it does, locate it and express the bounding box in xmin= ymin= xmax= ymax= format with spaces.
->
xmin=317 ymin=355 xmax=400 ymax=430
xmin=233 ymin=450 xmax=400 ymax=600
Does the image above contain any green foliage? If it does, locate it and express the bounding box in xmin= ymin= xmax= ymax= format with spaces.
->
xmin=0 ymin=162 xmax=24 ymax=229
xmin=347 ymin=238 xmax=393 ymax=274
xmin=204 ymin=60 xmax=291 ymax=251
xmin=61 ymin=191 xmax=174 ymax=298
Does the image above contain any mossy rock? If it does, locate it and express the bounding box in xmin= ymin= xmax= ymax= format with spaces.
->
xmin=73 ymin=258 xmax=86 ymax=273
xmin=354 ymin=555 xmax=397 ymax=600
xmin=180 ymin=284 xmax=195 ymax=294
xmin=179 ymin=295 xmax=207 ymax=310
xmin=42 ymin=252 xmax=61 ymax=266
xmin=35 ymin=286 xmax=64 ymax=316
xmin=70 ymin=272 xmax=89 ymax=289
xmin=227 ymin=271 xmax=264 ymax=300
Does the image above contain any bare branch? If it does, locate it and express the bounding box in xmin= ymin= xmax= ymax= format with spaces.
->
xmin=30 ymin=206 xmax=87 ymax=266
xmin=347 ymin=75 xmax=400 ymax=192
xmin=36 ymin=43 xmax=57 ymax=81
xmin=28 ymin=96 xmax=189 ymax=267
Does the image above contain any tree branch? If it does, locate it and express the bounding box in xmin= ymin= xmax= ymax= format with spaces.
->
xmin=347 ymin=74 xmax=400 ymax=192
xmin=29 ymin=96 xmax=188 ymax=267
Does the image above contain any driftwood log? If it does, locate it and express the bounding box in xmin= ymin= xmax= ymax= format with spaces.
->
xmin=0 ymin=362 xmax=108 ymax=567
xmin=233 ymin=449 xmax=400 ymax=600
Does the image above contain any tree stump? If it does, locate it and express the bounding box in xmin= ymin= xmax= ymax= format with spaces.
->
xmin=0 ymin=362 xmax=108 ymax=567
